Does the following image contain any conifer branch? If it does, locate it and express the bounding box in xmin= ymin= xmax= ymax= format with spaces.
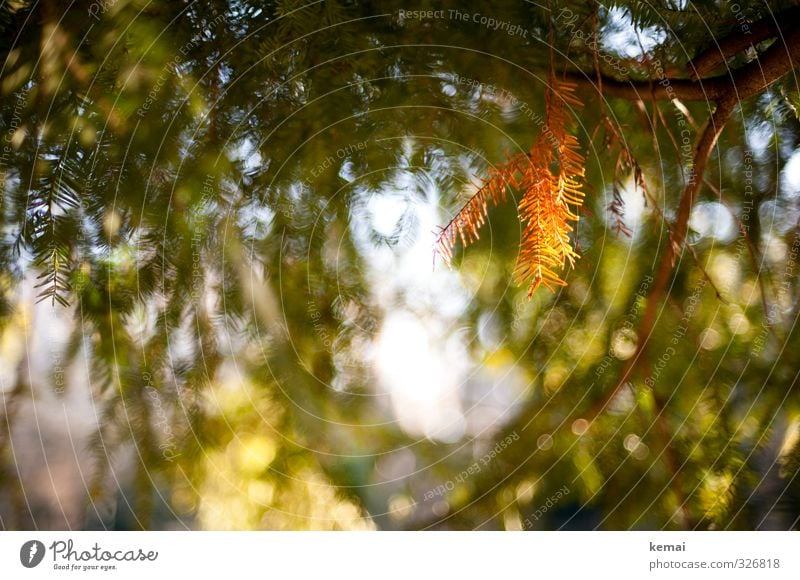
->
xmin=436 ymin=76 xmax=586 ymax=295
xmin=565 ymin=19 xmax=800 ymax=104
xmin=580 ymin=8 xmax=800 ymax=421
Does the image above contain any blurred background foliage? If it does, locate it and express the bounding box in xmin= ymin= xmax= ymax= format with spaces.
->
xmin=1 ymin=0 xmax=800 ymax=530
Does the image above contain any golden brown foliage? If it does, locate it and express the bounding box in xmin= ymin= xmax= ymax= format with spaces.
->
xmin=435 ymin=76 xmax=586 ymax=296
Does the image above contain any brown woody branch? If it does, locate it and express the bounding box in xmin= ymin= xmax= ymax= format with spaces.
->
xmin=566 ymin=74 xmax=726 ymax=102
xmin=564 ymin=22 xmax=800 ymax=104
xmin=688 ymin=6 xmax=800 ymax=80
xmin=581 ymin=18 xmax=800 ymax=420
xmin=585 ymin=98 xmax=734 ymax=423
xmin=578 ymin=0 xmax=800 ymax=418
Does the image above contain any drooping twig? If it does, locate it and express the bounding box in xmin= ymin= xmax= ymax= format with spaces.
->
xmin=604 ymin=114 xmax=726 ymax=300
xmin=585 ymin=98 xmax=736 ymax=422
xmin=435 ymin=76 xmax=586 ymax=294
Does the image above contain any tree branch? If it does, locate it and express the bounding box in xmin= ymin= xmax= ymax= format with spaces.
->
xmin=416 ymin=7 xmax=800 ymax=529
xmin=581 ymin=12 xmax=800 ymax=422
xmin=564 ymin=72 xmax=726 ymax=102
xmin=564 ymin=22 xmax=800 ymax=104
xmin=688 ymin=7 xmax=800 ymax=80
xmin=722 ymin=22 xmax=800 ymax=101
xmin=585 ymin=98 xmax=735 ymax=422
